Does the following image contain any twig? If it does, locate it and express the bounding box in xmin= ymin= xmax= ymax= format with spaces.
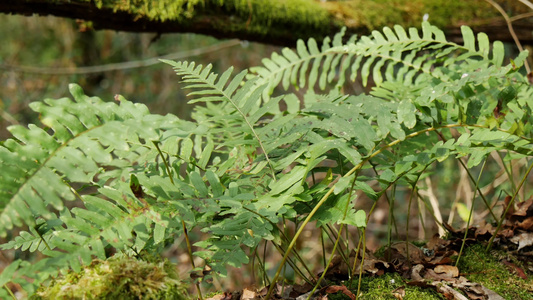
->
xmin=423 ymin=177 xmax=445 ymax=236
xmin=0 ymin=40 xmax=241 ymax=75
xmin=518 ymin=0 xmax=533 ymax=11
xmin=485 ymin=0 xmax=531 ymax=73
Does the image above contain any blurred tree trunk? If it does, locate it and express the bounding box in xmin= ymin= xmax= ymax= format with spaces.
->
xmin=1 ymin=0 xmax=533 ymax=46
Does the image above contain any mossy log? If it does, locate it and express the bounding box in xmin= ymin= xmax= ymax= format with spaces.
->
xmin=1 ymin=0 xmax=533 ymax=46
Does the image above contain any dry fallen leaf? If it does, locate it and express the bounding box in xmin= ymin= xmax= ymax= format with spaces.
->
xmin=430 ymin=282 xmax=468 ymax=300
xmin=503 ymin=197 xmax=533 ymax=230
xmin=510 ymin=232 xmax=533 ymax=251
xmin=391 ymin=286 xmax=405 ymax=300
xmin=323 ymin=249 xmax=390 ymax=279
xmin=325 ymin=285 xmax=356 ymax=300
xmin=411 ymin=264 xmax=424 ymax=281
xmin=501 ymin=260 xmax=528 ymax=280
xmin=241 ymin=288 xmax=256 ymax=300
xmin=434 ymin=265 xmax=459 ymax=278
xmin=480 ymin=285 xmax=506 ymax=300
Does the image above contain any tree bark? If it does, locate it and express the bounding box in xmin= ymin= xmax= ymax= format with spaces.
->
xmin=1 ymin=0 xmax=533 ymax=46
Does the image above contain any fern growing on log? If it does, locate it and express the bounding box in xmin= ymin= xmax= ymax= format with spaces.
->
xmin=1 ymin=22 xmax=533 ymax=298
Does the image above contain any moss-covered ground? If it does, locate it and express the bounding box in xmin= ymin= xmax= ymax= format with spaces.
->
xmin=31 ymin=254 xmax=189 ymax=300
xmin=34 ymin=242 xmax=532 ymax=299
xmin=327 ymin=243 xmax=533 ymax=300
xmin=456 ymin=244 xmax=533 ymax=300
xmin=328 ymin=272 xmax=445 ymax=300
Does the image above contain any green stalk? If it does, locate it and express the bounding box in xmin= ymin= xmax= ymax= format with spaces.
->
xmin=262 ymin=241 xmax=270 ymax=286
xmin=456 ymin=157 xmax=498 ymax=221
xmin=351 ymin=231 xmax=364 ymax=276
xmin=272 ymin=243 xmax=313 ymax=285
xmin=487 ymin=160 xmax=533 ymax=250
xmin=242 ymin=207 xmax=314 ymax=280
xmin=307 ymin=222 xmax=348 ymax=299
xmin=497 ymin=151 xmax=518 ymax=196
xmin=153 ymin=141 xmax=174 ymax=180
xmin=386 ymin=186 xmax=396 ymax=261
xmin=434 ymin=131 xmax=498 ymax=221
xmin=3 ymin=284 xmax=16 ymax=300
xmin=415 ymin=190 xmax=445 ymax=231
xmin=320 ymin=228 xmax=327 ymax=269
xmin=265 ymin=124 xmax=468 ymax=299
xmin=307 ymin=167 xmax=361 ymax=298
xmin=355 ymin=229 xmax=366 ymax=300
xmin=405 ymin=184 xmax=417 ymax=268
xmin=455 ymin=158 xmax=487 ymax=266
xmin=154 ymin=141 xmax=203 ymax=300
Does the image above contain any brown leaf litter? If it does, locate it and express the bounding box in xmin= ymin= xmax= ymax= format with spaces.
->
xmin=206 ymin=199 xmax=533 ymax=299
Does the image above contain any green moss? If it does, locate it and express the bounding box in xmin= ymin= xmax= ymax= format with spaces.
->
xmin=456 ymin=244 xmax=533 ymax=300
xmin=85 ymin=0 xmax=330 ymax=28
xmin=328 ymin=273 xmax=445 ymax=300
xmin=32 ymin=254 xmax=188 ymax=300
xmin=327 ymin=243 xmax=533 ymax=300
xmin=322 ymin=0 xmax=502 ymax=31
xmin=61 ymin=0 xmax=525 ymax=41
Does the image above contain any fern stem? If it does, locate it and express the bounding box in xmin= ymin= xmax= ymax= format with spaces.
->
xmin=320 ymin=228 xmax=327 ymax=269
xmin=456 ymin=158 xmax=487 ymax=266
xmin=266 ymin=124 xmax=467 ymax=299
xmin=355 ymin=229 xmax=366 ymax=300
xmin=272 ymin=243 xmax=312 ymax=285
xmin=154 ymin=141 xmax=202 ymax=299
xmin=415 ymin=190 xmax=446 ymax=234
xmin=238 ymin=113 xmax=276 ymax=181
xmin=485 ymin=0 xmax=531 ymax=73
xmin=496 ymin=151 xmax=519 ymax=198
xmin=405 ymin=181 xmax=417 ymax=268
xmin=3 ymin=284 xmax=16 ymax=300
xmin=308 ymin=166 xmax=362 ymax=298
xmin=487 ymin=159 xmax=533 ymax=250
xmin=307 ymin=222 xmax=348 ymax=300
xmin=386 ymin=186 xmax=396 ymax=261
xmin=181 ymin=219 xmax=203 ymax=300
xmin=350 ymin=229 xmax=363 ymax=276
xmin=153 ymin=141 xmax=174 ymax=183
xmin=323 ymin=223 xmax=350 ymax=266
xmin=241 ymin=206 xmax=314 ymax=280
xmin=435 ymin=130 xmax=498 ymax=221
xmin=456 ymin=157 xmax=498 ymax=221
xmin=261 ymin=241 xmax=271 ymax=286
xmin=404 ymin=164 xmax=430 ymax=268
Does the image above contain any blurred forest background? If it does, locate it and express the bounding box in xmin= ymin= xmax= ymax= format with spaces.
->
xmin=2 ymin=0 xmax=533 ymax=295
xmin=0 ymin=13 xmax=288 ymax=292
xmin=2 ymin=0 xmax=532 ymax=140
xmin=0 ymin=13 xmax=280 ymax=140
xmin=0 ymin=0 xmax=530 ymax=251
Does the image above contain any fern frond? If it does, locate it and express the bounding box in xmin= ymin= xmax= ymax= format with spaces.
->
xmin=334 ymin=22 xmax=511 ymax=89
xmin=251 ymin=22 xmax=512 ymax=99
xmin=250 ymin=28 xmax=355 ymax=99
xmin=161 ymin=59 xmax=277 ymax=179
xmin=2 ymin=184 xmax=176 ymax=280
xmin=0 ymin=84 xmax=177 ymax=235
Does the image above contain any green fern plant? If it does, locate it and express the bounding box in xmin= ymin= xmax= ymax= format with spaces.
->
xmin=1 ymin=22 xmax=532 ymax=298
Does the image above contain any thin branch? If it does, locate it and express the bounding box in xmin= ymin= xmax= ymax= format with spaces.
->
xmin=509 ymin=11 xmax=533 ymax=22
xmin=0 ymin=39 xmax=241 ymax=75
xmin=485 ymin=0 xmax=531 ymax=73
xmin=518 ymin=0 xmax=533 ymax=11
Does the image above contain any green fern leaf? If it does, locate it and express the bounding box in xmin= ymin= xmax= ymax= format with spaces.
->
xmin=0 ymin=84 xmax=178 ymax=237
xmin=162 ymin=59 xmax=277 ymax=179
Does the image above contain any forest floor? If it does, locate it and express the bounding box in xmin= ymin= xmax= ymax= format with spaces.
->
xmin=206 ymin=198 xmax=533 ymax=300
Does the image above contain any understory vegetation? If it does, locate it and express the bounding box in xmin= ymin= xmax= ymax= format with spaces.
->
xmin=1 ymin=22 xmax=532 ymax=299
